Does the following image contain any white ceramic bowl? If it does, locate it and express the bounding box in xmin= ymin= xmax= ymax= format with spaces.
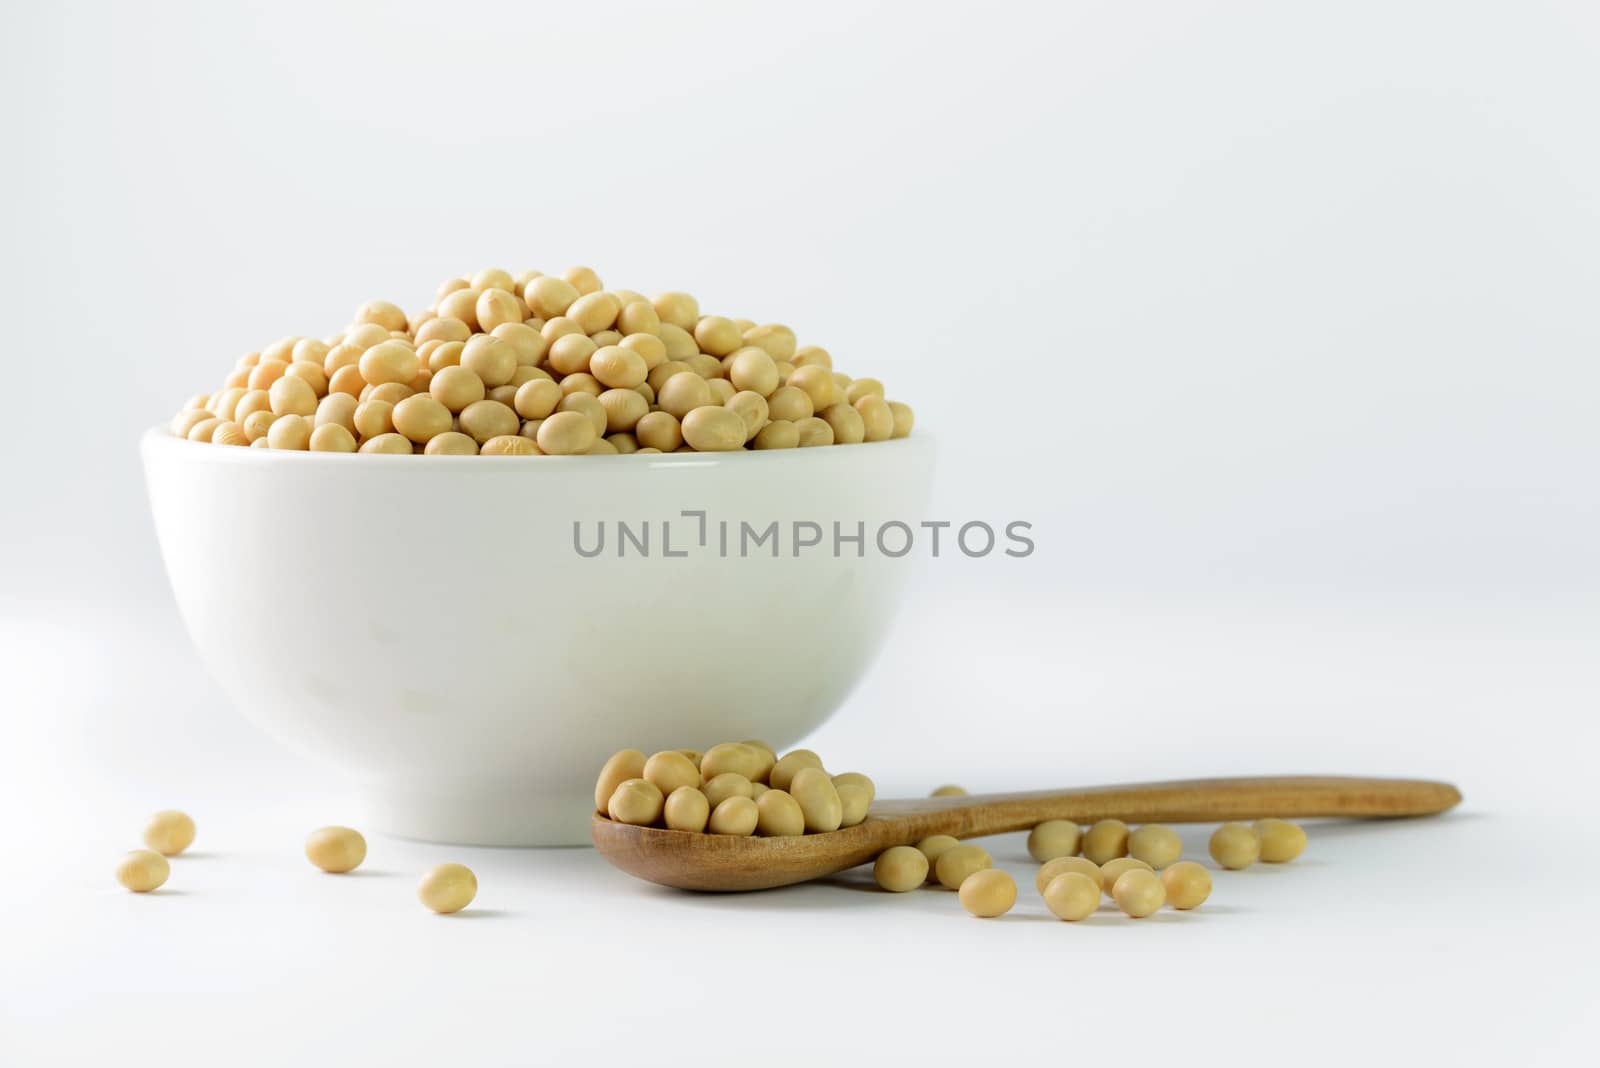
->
xmin=141 ymin=429 xmax=934 ymax=845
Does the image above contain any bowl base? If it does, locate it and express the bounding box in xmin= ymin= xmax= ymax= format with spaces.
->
xmin=362 ymin=778 xmax=592 ymax=847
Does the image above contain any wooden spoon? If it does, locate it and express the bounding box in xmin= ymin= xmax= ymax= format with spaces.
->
xmin=593 ymin=774 xmax=1461 ymax=891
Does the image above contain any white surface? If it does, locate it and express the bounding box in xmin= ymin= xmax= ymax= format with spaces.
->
xmin=141 ymin=430 xmax=933 ymax=844
xmin=2 ymin=594 xmax=1595 ymax=1066
xmin=2 ymin=812 xmax=1585 ymax=1066
xmin=3 ymin=0 xmax=1598 ymax=1063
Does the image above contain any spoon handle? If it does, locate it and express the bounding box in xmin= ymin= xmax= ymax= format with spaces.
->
xmin=867 ymin=775 xmax=1462 ymax=841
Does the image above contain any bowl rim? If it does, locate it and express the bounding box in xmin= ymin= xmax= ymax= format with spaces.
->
xmin=141 ymin=425 xmax=931 ymax=468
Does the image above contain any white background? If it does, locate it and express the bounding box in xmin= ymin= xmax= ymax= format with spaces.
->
xmin=1 ymin=1 xmax=1596 ymax=1064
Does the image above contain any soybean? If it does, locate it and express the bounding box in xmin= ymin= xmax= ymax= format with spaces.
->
xmin=480 ymin=434 xmax=537 ymax=455
xmin=1254 ymin=818 xmax=1308 ymax=863
xmin=417 ymin=863 xmax=477 ymax=914
xmin=536 ymin=411 xmax=597 ymax=455
xmin=142 ymin=810 xmax=196 ymax=856
xmin=702 ymin=772 xmax=754 ymax=808
xmin=958 ymin=869 xmax=1017 ymax=917
xmin=835 ymin=783 xmax=871 ymax=827
xmin=266 ymin=414 xmax=311 ymax=450
xmin=1128 ymin=825 xmax=1183 ymax=870
xmin=424 ymin=431 xmax=478 ymax=455
xmin=682 ymin=406 xmax=748 ymax=452
xmin=755 ymin=789 xmax=805 ymax=837
xmin=769 ymin=749 xmax=824 ymax=791
xmin=1209 ymin=822 xmax=1261 ymax=870
xmin=753 ymin=420 xmax=799 ymax=449
xmin=708 ymin=795 xmax=759 ymax=836
xmin=701 ymin=743 xmax=766 ymax=783
xmin=305 ymin=826 xmax=367 ymax=873
xmin=874 ymin=846 xmax=929 ymax=892
xmin=1043 ymin=872 xmax=1101 ymax=921
xmin=310 ymin=423 xmax=357 ymax=452
xmin=358 ymin=340 xmax=419 ymax=385
xmin=766 ymin=386 xmax=813 ymax=423
xmin=740 ymin=741 xmax=778 ymax=783
xmin=934 ymin=843 xmax=992 ymax=890
xmin=635 ymin=410 xmax=683 ymax=452
xmin=1026 ymin=820 xmax=1081 ymax=863
xmin=643 ymin=750 xmax=702 ymax=797
xmin=392 ymin=395 xmax=451 ymax=443
xmin=1097 ymin=856 xmax=1154 ymax=895
xmin=1082 ymin=819 xmax=1130 ymax=865
xmin=358 ymin=432 xmax=411 ymax=454
xmin=663 ymin=786 xmax=711 ymax=833
xmin=1036 ymin=855 xmax=1102 ymax=895
xmin=729 ymin=348 xmax=780 ymax=396
xmin=116 ymin=849 xmax=170 ymax=893
xmin=916 ymin=834 xmax=961 ymax=879
xmin=607 ymin=778 xmax=664 ymax=826
xmin=430 ymin=365 xmax=485 ymax=412
xmin=1111 ymin=868 xmax=1165 ymax=918
xmin=1161 ymin=861 xmax=1212 ymax=909
xmin=725 ymin=391 xmax=769 ymax=440
xmin=789 ymin=767 xmax=843 ymax=833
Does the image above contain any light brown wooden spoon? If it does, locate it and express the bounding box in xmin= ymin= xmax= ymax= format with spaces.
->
xmin=593 ymin=774 xmax=1461 ymax=891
